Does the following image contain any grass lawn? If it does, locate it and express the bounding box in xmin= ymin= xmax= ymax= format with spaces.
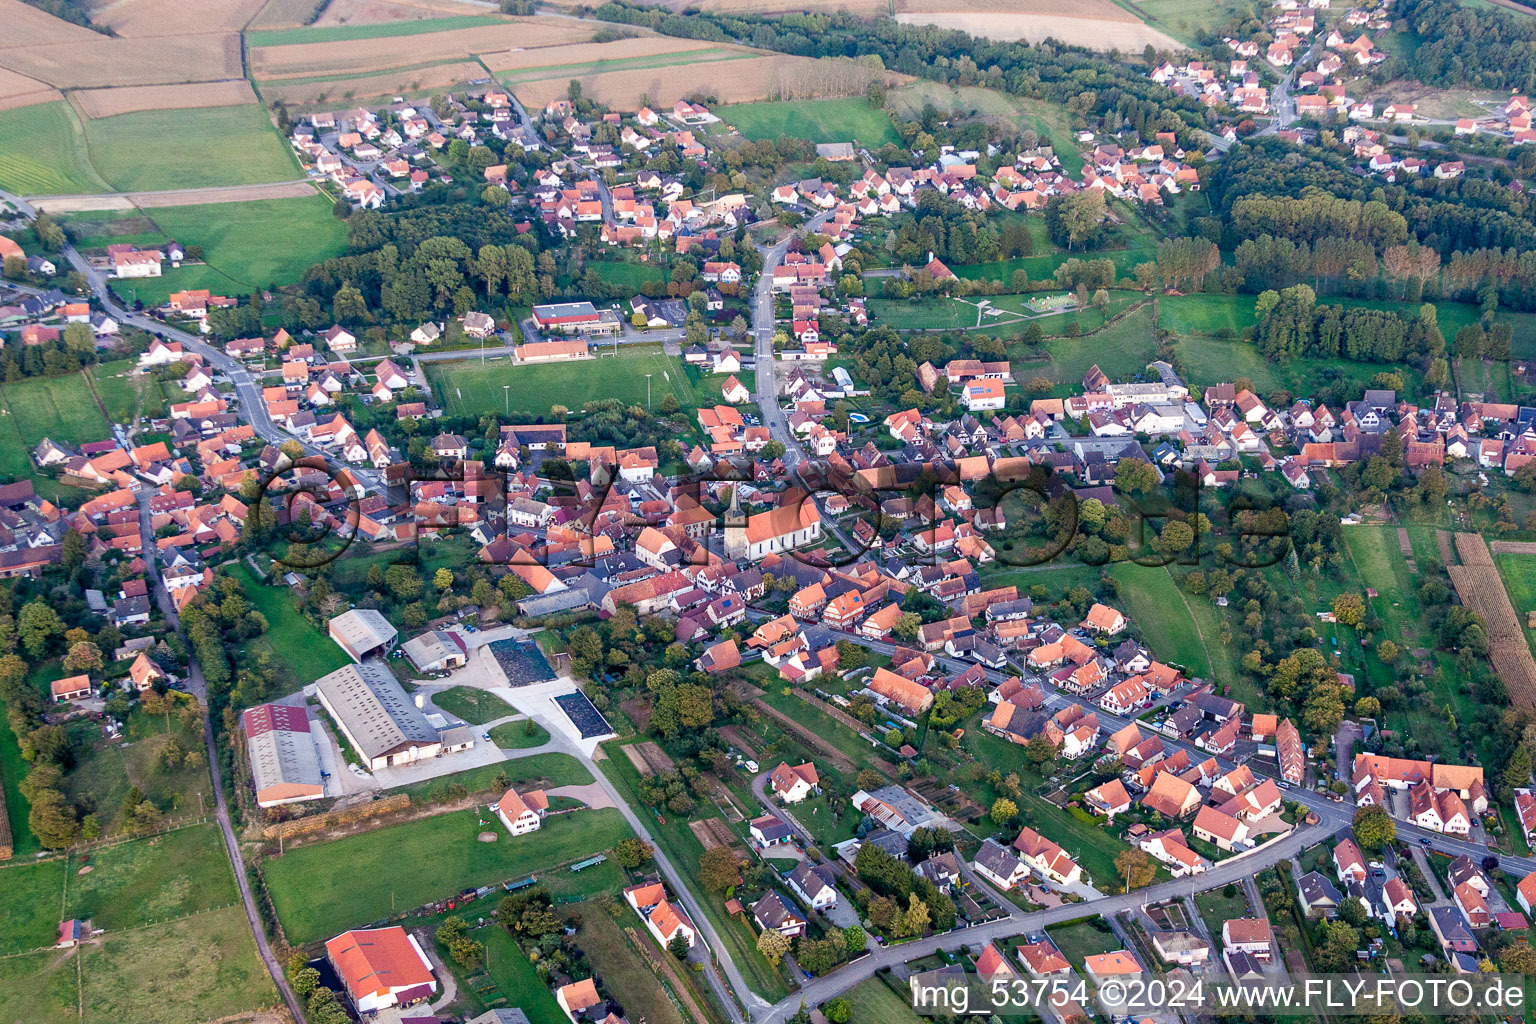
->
xmin=1009 ymin=302 xmax=1159 ymax=397
xmin=1113 ymin=0 xmax=1251 ymax=45
xmin=433 ymin=686 xmax=517 ymax=725
xmin=473 ymin=923 xmax=569 ymax=1024
xmin=489 ymin=719 xmax=551 ymax=749
xmin=79 ymin=903 xmax=275 ymax=1024
xmin=579 ymin=902 xmax=688 ymax=1024
xmin=64 ymin=707 xmax=212 ymax=837
xmin=384 ymin=753 xmax=593 ymax=805
xmin=589 ymin=260 xmax=667 ymax=290
xmin=248 ymin=13 xmax=509 ymax=44
xmin=1195 ymin=885 xmax=1250 ymax=948
xmin=0 ymin=688 xmax=39 ymax=855
xmin=1170 ymin=333 xmax=1421 ymax=398
xmin=719 ymin=97 xmax=900 ymax=146
xmin=0 ymin=856 xmax=69 ymax=952
xmin=1046 ymin=918 xmax=1122 ymax=966
xmin=426 ymin=347 xmax=703 ymax=418
xmin=92 ymin=358 xmax=168 ymax=422
xmin=845 ymin=976 xmax=926 ymax=1024
xmin=949 ymin=240 xmax=1155 ymax=285
xmin=0 ymin=945 xmax=79 ymax=1024
xmin=1108 ymin=563 xmax=1213 ymax=677
xmin=226 ymin=563 xmax=353 ymax=687
xmin=81 ymin=105 xmax=301 ymax=192
xmin=0 ymin=370 xmax=110 ymax=488
xmin=92 ymin=195 xmax=348 ymax=306
xmin=1496 ymin=553 xmax=1536 ymax=660
xmin=265 ymin=806 xmax=631 ymax=944
xmin=67 ymin=823 xmax=239 ymax=929
xmin=0 ymin=100 xmax=108 ymax=195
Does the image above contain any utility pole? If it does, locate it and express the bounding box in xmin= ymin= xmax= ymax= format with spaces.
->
xmin=645 ymin=373 xmax=653 ymax=410
xmin=503 ymin=384 xmax=510 ymax=414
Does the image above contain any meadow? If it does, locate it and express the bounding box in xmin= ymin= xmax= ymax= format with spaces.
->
xmin=1169 ymin=333 xmax=1423 ymax=398
xmin=426 ymin=347 xmax=705 ymax=417
xmin=1107 ymin=562 xmax=1214 ymax=677
xmin=263 ymin=805 xmax=632 ymax=944
xmin=1111 ymin=0 xmax=1253 ymax=45
xmin=0 ymin=370 xmax=112 ymax=488
xmin=92 ymin=357 xmax=170 ymax=422
xmin=226 ymin=563 xmax=354 ymax=686
xmin=886 ymin=81 xmax=1084 ymax=175
xmin=719 ymin=96 xmax=902 ymax=146
xmin=248 ymin=13 xmax=511 ymax=45
xmin=1005 ymin=302 xmax=1159 ymax=396
xmin=81 ymin=105 xmax=302 ymax=192
xmin=83 ymin=194 xmax=349 ymax=305
xmin=0 ymin=101 xmax=108 ymax=195
xmin=1495 ymin=552 xmax=1536 ymax=659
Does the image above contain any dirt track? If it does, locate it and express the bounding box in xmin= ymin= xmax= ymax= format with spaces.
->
xmin=31 ymin=180 xmax=319 ymax=213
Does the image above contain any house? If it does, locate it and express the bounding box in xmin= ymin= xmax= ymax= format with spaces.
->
xmin=325 ymin=927 xmax=436 ymax=1013
xmin=556 ymin=978 xmax=603 ymax=1022
xmin=1014 ymin=826 xmax=1082 ymax=885
xmin=786 ymin=861 xmax=839 ymax=911
xmin=240 ymin=703 xmax=324 ymax=807
xmin=1142 ymin=771 xmax=1201 ymax=818
xmin=1018 ymin=939 xmax=1070 ymax=976
xmin=1333 ymin=838 xmax=1367 ymax=884
xmin=1151 ymin=930 xmax=1211 ymax=965
xmin=493 ymin=788 xmax=543 ymax=835
xmin=1082 ymin=951 xmax=1142 ymax=983
xmin=51 ymin=674 xmax=92 ymax=702
xmin=752 ymin=891 xmax=807 ymax=937
xmin=1298 ymin=871 xmax=1343 ymax=917
xmin=1192 ymin=805 xmax=1250 ymax=851
xmin=972 ymin=837 xmax=1030 ymax=889
xmin=1084 ymin=778 xmax=1133 ymax=820
xmin=1516 ymin=871 xmax=1536 ymax=917
xmin=1138 ymin=829 xmax=1208 ymax=876
xmin=624 ymin=883 xmax=697 ymax=950
xmin=749 ymin=814 xmax=794 ymax=848
xmin=1082 ymin=602 xmax=1127 ymax=635
xmin=1221 ymin=919 xmax=1272 ymax=960
xmin=769 ymin=761 xmax=820 ymax=804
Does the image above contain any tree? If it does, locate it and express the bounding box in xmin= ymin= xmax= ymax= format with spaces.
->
xmin=841 ymin=925 xmax=866 ymax=953
xmin=1339 ymin=895 xmax=1368 ymax=927
xmin=18 ymin=600 xmax=63 ymax=659
xmin=700 ymin=846 xmax=742 ymax=892
xmin=669 ymin=933 xmax=691 ymax=960
xmin=757 ymin=929 xmax=791 ymax=966
xmin=824 ymin=997 xmax=852 ymax=1024
xmin=613 ymin=837 xmax=654 ymax=868
xmin=62 ymin=640 xmax=103 ymax=674
xmin=1353 ymin=805 xmax=1397 ymax=851
xmin=1114 ymin=848 xmax=1157 ymax=890
xmin=434 ymin=567 xmax=455 ymax=592
xmin=1332 ymin=592 xmax=1366 ymax=628
xmin=990 ymin=797 xmax=1017 ymax=825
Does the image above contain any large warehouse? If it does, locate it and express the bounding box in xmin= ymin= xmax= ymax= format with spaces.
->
xmin=328 ymin=608 xmax=398 ymax=662
xmin=315 ymin=662 xmax=442 ymax=770
xmin=239 ymin=703 xmax=325 ymax=808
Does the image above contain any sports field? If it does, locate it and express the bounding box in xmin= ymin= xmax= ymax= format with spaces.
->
xmin=427 ymin=348 xmax=705 ymax=417
xmin=719 ymin=97 xmax=901 ymax=146
xmin=0 ymin=101 xmax=109 ymax=195
xmin=81 ymin=104 xmax=301 ymax=192
xmin=264 ymin=805 xmax=633 ymax=943
xmin=83 ymin=195 xmax=348 ymax=305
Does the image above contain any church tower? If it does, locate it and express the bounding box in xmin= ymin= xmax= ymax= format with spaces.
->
xmin=723 ymin=484 xmax=747 ymax=560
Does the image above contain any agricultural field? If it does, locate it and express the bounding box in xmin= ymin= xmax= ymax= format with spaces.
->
xmin=0 ymin=66 xmax=60 ymax=112
xmin=247 ymin=16 xmax=588 ymax=79
xmin=892 ymin=0 xmax=1181 ymax=50
xmin=264 ymin=805 xmax=633 ymax=944
xmin=73 ymin=81 xmax=259 ymax=120
xmin=719 ymin=97 xmax=901 ymax=146
xmin=258 ymin=59 xmax=489 ymax=108
xmin=249 ymin=12 xmax=511 ymax=44
xmin=0 ymin=904 xmax=276 ymax=1024
xmin=0 ymin=101 xmax=108 ymax=195
xmin=0 ymin=29 xmax=243 ymax=91
xmin=1113 ymin=0 xmax=1252 ymax=46
xmin=81 ymin=195 xmax=349 ymax=306
xmin=509 ymin=54 xmax=867 ymax=112
xmin=485 ymin=35 xmax=731 ymax=75
xmin=81 ymin=104 xmax=300 ymax=192
xmin=426 ymin=348 xmax=705 ymax=418
xmin=1495 ymin=552 xmax=1536 ymax=660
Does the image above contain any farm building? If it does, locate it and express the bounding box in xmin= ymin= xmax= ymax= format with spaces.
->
xmin=325 ymin=926 xmax=436 ymax=1013
xmin=328 ymin=608 xmax=398 ymax=662
xmin=401 ymin=629 xmax=468 ymax=673
xmin=239 ymin=703 xmax=325 ymax=808
xmin=315 ymin=662 xmax=442 ymax=770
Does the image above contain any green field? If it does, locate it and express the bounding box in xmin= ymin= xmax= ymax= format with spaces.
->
xmin=1496 ymin=553 xmax=1536 ymax=660
xmin=0 ymin=686 xmax=40 ymax=855
xmin=845 ymin=976 xmax=927 ymax=1024
xmin=489 ymin=719 xmax=551 ymax=749
xmin=0 ymin=856 xmax=69 ymax=953
xmin=249 ymin=13 xmax=510 ymax=44
xmin=476 ymin=923 xmax=570 ymax=1024
xmin=264 ymin=806 xmax=632 ymax=944
xmin=578 ymin=902 xmax=688 ymax=1024
xmin=1170 ymin=333 xmax=1422 ymax=398
xmin=887 ymin=82 xmax=1085 ymax=176
xmin=949 ymin=241 xmax=1156 ymax=286
xmin=65 ymin=709 xmax=213 ymax=837
xmin=426 ymin=347 xmax=705 ymax=417
xmin=0 ymin=903 xmax=275 ymax=1024
xmin=1007 ymin=302 xmax=1159 ymax=397
xmin=589 ymin=260 xmax=668 ymax=290
xmin=226 ymin=564 xmax=353 ymax=687
xmin=1046 ymin=918 xmax=1122 ymax=967
xmin=500 ymin=49 xmax=752 ymax=86
xmin=0 ymin=101 xmax=109 ymax=195
xmin=0 ymin=370 xmax=111 ymax=487
xmin=1108 ymin=562 xmax=1214 ymax=677
xmin=82 ymin=195 xmax=348 ymax=306
xmin=81 ymin=105 xmax=300 ymax=192
xmin=92 ymin=358 xmax=169 ymax=423
xmin=433 ymin=685 xmax=516 ymax=724
xmin=1112 ymin=0 xmax=1253 ymax=45
xmin=719 ymin=97 xmax=901 ymax=146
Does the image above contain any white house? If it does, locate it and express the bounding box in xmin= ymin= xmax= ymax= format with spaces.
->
xmin=492 ymin=788 xmax=544 ymax=835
